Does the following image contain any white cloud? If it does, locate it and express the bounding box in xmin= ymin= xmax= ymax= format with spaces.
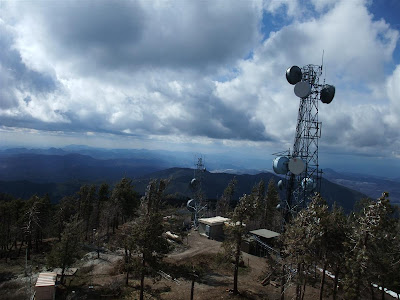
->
xmin=0 ymin=0 xmax=399 ymax=161
xmin=263 ymin=0 xmax=302 ymax=18
xmin=215 ymin=0 xmax=399 ymax=156
xmin=386 ymin=64 xmax=400 ymax=125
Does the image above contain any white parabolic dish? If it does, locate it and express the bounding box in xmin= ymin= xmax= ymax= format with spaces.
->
xmin=294 ymin=81 xmax=311 ymax=98
xmin=273 ymin=156 xmax=289 ymax=174
xmin=187 ymin=199 xmax=196 ymax=212
xmin=288 ymin=158 xmax=305 ymax=175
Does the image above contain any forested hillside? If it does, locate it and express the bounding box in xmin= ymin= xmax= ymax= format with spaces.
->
xmin=0 ymin=167 xmax=368 ymax=212
xmin=0 ymin=176 xmax=399 ymax=300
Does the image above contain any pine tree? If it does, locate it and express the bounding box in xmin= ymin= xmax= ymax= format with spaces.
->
xmin=281 ymin=194 xmax=329 ymax=300
xmin=54 ymin=196 xmax=77 ymax=242
xmin=130 ymin=179 xmax=169 ymax=300
xmin=216 ymin=177 xmax=237 ymax=216
xmin=110 ymin=178 xmax=140 ymax=230
xmin=224 ymin=193 xmax=258 ymax=295
xmin=22 ymin=196 xmax=42 ymax=260
xmin=343 ymin=192 xmax=397 ymax=300
xmin=48 ymin=215 xmax=82 ymax=284
xmin=264 ymin=178 xmax=280 ymax=231
xmin=326 ymin=203 xmax=348 ymax=300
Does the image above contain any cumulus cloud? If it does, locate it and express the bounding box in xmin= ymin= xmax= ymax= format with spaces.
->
xmin=215 ymin=0 xmax=399 ymax=155
xmin=7 ymin=0 xmax=262 ymax=74
xmin=386 ymin=65 xmax=400 ymax=125
xmin=0 ymin=0 xmax=269 ymax=141
xmin=0 ymin=0 xmax=399 ymax=160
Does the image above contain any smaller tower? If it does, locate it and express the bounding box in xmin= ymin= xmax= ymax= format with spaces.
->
xmin=187 ymin=156 xmax=207 ymax=228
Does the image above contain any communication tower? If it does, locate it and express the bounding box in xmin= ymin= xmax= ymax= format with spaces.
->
xmin=187 ymin=156 xmax=207 ymax=227
xmin=273 ymin=64 xmax=335 ymax=226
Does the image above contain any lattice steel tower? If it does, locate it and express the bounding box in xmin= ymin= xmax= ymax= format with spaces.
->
xmin=273 ymin=64 xmax=335 ymax=226
xmin=187 ymin=156 xmax=207 ymax=228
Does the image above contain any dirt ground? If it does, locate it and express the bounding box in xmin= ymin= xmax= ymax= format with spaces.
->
xmin=0 ymin=231 xmax=345 ymax=300
xmin=119 ymin=230 xmax=325 ymax=300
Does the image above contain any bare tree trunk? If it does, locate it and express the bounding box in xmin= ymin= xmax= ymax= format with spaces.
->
xmin=296 ymin=263 xmax=302 ymax=300
xmin=281 ymin=264 xmax=285 ymax=300
xmin=233 ymin=231 xmax=242 ymax=294
xmin=140 ymin=255 xmax=145 ymax=300
xmin=301 ymin=265 xmax=308 ymax=300
xmin=381 ymin=279 xmax=385 ymax=300
xmin=301 ymin=279 xmax=307 ymax=300
xmin=125 ymin=249 xmax=130 ymax=286
xmin=319 ymin=261 xmax=327 ymax=300
xmin=17 ymin=239 xmax=23 ymax=257
xmin=313 ymin=263 xmax=317 ymax=287
xmin=35 ymin=236 xmax=39 ymax=252
xmin=333 ymin=265 xmax=340 ymax=300
xmin=125 ymin=267 xmax=129 ymax=286
xmin=370 ymin=282 xmax=375 ymax=300
xmin=191 ymin=276 xmax=195 ymax=300
xmin=27 ymin=238 xmax=32 ymax=260
xmin=5 ymin=241 xmax=15 ymax=263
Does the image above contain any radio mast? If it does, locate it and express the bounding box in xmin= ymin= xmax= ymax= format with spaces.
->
xmin=273 ymin=64 xmax=335 ymax=226
xmin=187 ymin=156 xmax=207 ymax=228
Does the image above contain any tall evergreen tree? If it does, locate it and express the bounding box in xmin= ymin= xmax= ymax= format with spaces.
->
xmin=343 ymin=192 xmax=397 ymax=300
xmin=54 ymin=196 xmax=77 ymax=242
xmin=327 ymin=203 xmax=348 ymax=300
xmin=224 ymin=193 xmax=258 ymax=295
xmin=281 ymin=194 xmax=329 ymax=300
xmin=130 ymin=179 xmax=169 ymax=300
xmin=216 ymin=177 xmax=237 ymax=216
xmin=264 ymin=178 xmax=281 ymax=231
xmin=111 ymin=178 xmax=139 ymax=228
xmin=22 ymin=196 xmax=42 ymax=260
xmin=48 ymin=215 xmax=82 ymax=284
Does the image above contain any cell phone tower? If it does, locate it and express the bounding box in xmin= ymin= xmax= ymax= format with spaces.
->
xmin=187 ymin=156 xmax=207 ymax=228
xmin=273 ymin=64 xmax=335 ymax=226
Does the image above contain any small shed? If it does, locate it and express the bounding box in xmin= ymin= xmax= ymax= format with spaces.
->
xmin=249 ymin=229 xmax=280 ymax=257
xmin=250 ymin=229 xmax=280 ymax=240
xmin=35 ymin=272 xmax=57 ymax=300
xmin=198 ymin=216 xmax=230 ymax=240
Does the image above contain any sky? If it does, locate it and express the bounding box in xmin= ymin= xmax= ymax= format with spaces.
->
xmin=0 ymin=0 xmax=399 ymax=177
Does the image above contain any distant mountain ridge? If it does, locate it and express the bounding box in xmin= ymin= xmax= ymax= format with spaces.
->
xmin=133 ymin=168 xmax=368 ymax=212
xmin=0 ymin=146 xmax=398 ymax=207
xmin=0 ymin=153 xmax=164 ymax=183
xmin=323 ymin=168 xmax=400 ymax=204
xmin=0 ymin=167 xmax=367 ymax=212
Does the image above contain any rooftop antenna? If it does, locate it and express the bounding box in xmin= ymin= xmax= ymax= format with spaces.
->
xmin=274 ymin=63 xmax=335 ymax=229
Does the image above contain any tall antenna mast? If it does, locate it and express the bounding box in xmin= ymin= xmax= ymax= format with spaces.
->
xmin=187 ymin=156 xmax=207 ymax=228
xmin=273 ymin=64 xmax=335 ymax=227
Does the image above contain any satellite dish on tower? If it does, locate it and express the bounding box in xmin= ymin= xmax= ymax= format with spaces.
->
xmin=277 ymin=179 xmax=285 ymax=190
xmin=294 ymin=81 xmax=312 ymax=98
xmin=320 ymin=84 xmax=335 ymax=104
xmin=190 ymin=178 xmax=198 ymax=189
xmin=286 ymin=66 xmax=302 ymax=85
xmin=187 ymin=199 xmax=196 ymax=212
xmin=273 ymin=156 xmax=289 ymax=174
xmin=288 ymin=157 xmax=305 ymax=175
xmin=301 ymin=178 xmax=316 ymax=191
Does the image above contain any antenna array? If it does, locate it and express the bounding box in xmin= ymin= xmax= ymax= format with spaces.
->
xmin=187 ymin=156 xmax=207 ymax=228
xmin=274 ymin=64 xmax=335 ymax=227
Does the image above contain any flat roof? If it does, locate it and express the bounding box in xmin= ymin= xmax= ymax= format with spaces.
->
xmin=35 ymin=272 xmax=57 ymax=287
xmin=250 ymin=229 xmax=280 ymax=239
xmin=53 ymin=268 xmax=78 ymax=276
xmin=198 ymin=216 xmax=230 ymax=226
